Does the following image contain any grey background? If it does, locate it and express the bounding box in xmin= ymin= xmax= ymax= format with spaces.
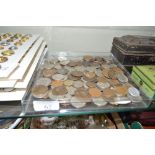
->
xmin=0 ymin=26 xmax=155 ymax=53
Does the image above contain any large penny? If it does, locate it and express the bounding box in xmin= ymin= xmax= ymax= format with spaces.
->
xmin=35 ymin=77 xmax=51 ymax=86
xmin=52 ymin=86 xmax=68 ymax=96
xmin=70 ymin=71 xmax=83 ymax=77
xmin=32 ymin=85 xmax=48 ymax=98
xmin=88 ymin=88 xmax=101 ymax=98
xmin=42 ymin=68 xmax=57 ymax=78
xmin=102 ymin=88 xmax=116 ymax=99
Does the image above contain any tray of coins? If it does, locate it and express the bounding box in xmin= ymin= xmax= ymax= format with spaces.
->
xmin=22 ymin=52 xmax=151 ymax=116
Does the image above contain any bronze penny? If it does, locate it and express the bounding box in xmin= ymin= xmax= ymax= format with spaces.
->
xmin=51 ymin=80 xmax=64 ymax=87
xmin=75 ymin=88 xmax=90 ymax=99
xmin=31 ymin=85 xmax=48 ymax=98
xmin=42 ymin=68 xmax=57 ymax=78
xmin=102 ymin=88 xmax=116 ymax=99
xmin=70 ymin=71 xmax=83 ymax=77
xmin=114 ymin=85 xmax=128 ymax=96
xmin=0 ymin=56 xmax=8 ymax=63
xmin=52 ymin=86 xmax=68 ymax=96
xmin=88 ymin=88 xmax=101 ymax=98
xmin=86 ymin=82 xmax=96 ymax=88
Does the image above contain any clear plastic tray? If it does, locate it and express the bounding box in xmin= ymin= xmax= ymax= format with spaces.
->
xmin=22 ymin=51 xmax=151 ymax=117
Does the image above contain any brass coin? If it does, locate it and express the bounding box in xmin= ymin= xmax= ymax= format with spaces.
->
xmin=88 ymin=88 xmax=101 ymax=98
xmin=52 ymin=86 xmax=68 ymax=96
xmin=0 ymin=56 xmax=8 ymax=63
xmin=42 ymin=68 xmax=57 ymax=78
xmin=70 ymin=71 xmax=83 ymax=77
xmin=86 ymin=82 xmax=96 ymax=88
xmin=1 ymin=50 xmax=15 ymax=56
xmin=31 ymin=85 xmax=48 ymax=98
xmin=102 ymin=88 xmax=116 ymax=99
xmin=0 ymin=46 xmax=4 ymax=50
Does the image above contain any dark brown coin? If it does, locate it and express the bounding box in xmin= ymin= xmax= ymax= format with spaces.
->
xmin=52 ymin=86 xmax=68 ymax=96
xmin=70 ymin=71 xmax=83 ymax=77
xmin=31 ymin=85 xmax=48 ymax=98
xmin=42 ymin=68 xmax=57 ymax=78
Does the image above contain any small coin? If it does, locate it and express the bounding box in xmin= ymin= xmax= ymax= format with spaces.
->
xmin=117 ymin=73 xmax=128 ymax=83
xmin=60 ymin=60 xmax=70 ymax=66
xmin=14 ymin=42 xmax=22 ymax=46
xmin=31 ymin=85 xmax=48 ymax=98
xmin=54 ymin=64 xmax=62 ymax=70
xmin=66 ymin=86 xmax=76 ymax=95
xmin=1 ymin=42 xmax=10 ymax=46
xmin=86 ymin=82 xmax=96 ymax=88
xmin=97 ymin=82 xmax=110 ymax=90
xmin=52 ymin=74 xmax=67 ymax=81
xmin=57 ymin=68 xmax=69 ymax=75
xmin=75 ymin=88 xmax=90 ymax=99
xmin=71 ymin=71 xmax=83 ymax=77
xmin=35 ymin=77 xmax=51 ymax=86
xmin=64 ymin=80 xmax=74 ymax=86
xmin=42 ymin=68 xmax=57 ymax=78
xmin=97 ymin=76 xmax=107 ymax=83
xmin=109 ymin=79 xmax=120 ymax=86
xmin=83 ymin=55 xmax=94 ymax=62
xmin=0 ymin=46 xmax=4 ymax=50
xmin=114 ymin=85 xmax=128 ymax=96
xmin=52 ymin=86 xmax=68 ymax=96
xmin=68 ymin=61 xmax=79 ymax=67
xmin=88 ymin=88 xmax=101 ymax=98
xmin=73 ymin=81 xmax=84 ymax=88
xmin=109 ymin=97 xmax=131 ymax=105
xmin=70 ymin=97 xmax=87 ymax=108
xmin=51 ymin=80 xmax=64 ymax=87
xmin=128 ymin=87 xmax=140 ymax=97
xmin=102 ymin=69 xmax=110 ymax=78
xmin=9 ymin=46 xmax=18 ymax=50
xmin=0 ymin=56 xmax=8 ymax=63
xmin=1 ymin=50 xmax=15 ymax=56
xmin=92 ymin=98 xmax=107 ymax=107
xmin=102 ymin=88 xmax=116 ymax=99
xmin=84 ymin=71 xmax=96 ymax=79
xmin=68 ymin=74 xmax=81 ymax=81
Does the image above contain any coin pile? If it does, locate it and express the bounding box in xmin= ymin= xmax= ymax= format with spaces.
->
xmin=31 ymin=55 xmax=142 ymax=109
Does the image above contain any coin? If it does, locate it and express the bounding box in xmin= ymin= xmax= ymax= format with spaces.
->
xmin=9 ymin=46 xmax=18 ymax=50
xmin=31 ymin=85 xmax=48 ymax=98
xmin=1 ymin=42 xmax=10 ymax=46
xmin=52 ymin=74 xmax=67 ymax=80
xmin=14 ymin=42 xmax=22 ymax=46
xmin=73 ymin=81 xmax=84 ymax=88
xmin=68 ymin=61 xmax=79 ymax=67
xmin=71 ymin=71 xmax=83 ymax=77
xmin=54 ymin=64 xmax=62 ymax=70
xmin=64 ymin=80 xmax=74 ymax=86
xmin=97 ymin=82 xmax=110 ymax=90
xmin=82 ymin=61 xmax=92 ymax=67
xmin=88 ymin=88 xmax=101 ymax=98
xmin=109 ymin=97 xmax=131 ymax=105
xmin=128 ymin=87 xmax=140 ymax=97
xmin=57 ymin=68 xmax=69 ymax=75
xmin=1 ymin=50 xmax=15 ymax=56
xmin=102 ymin=88 xmax=116 ymax=99
xmin=84 ymin=71 xmax=96 ymax=79
xmin=0 ymin=46 xmax=4 ymax=50
xmin=92 ymin=98 xmax=107 ymax=107
xmin=109 ymin=79 xmax=120 ymax=86
xmin=70 ymin=97 xmax=87 ymax=108
xmin=97 ymin=76 xmax=107 ymax=83
xmin=117 ymin=73 xmax=128 ymax=83
xmin=111 ymin=67 xmax=123 ymax=74
xmin=102 ymin=69 xmax=110 ymax=78
xmin=35 ymin=77 xmax=51 ymax=86
xmin=83 ymin=55 xmax=94 ymax=62
xmin=52 ymin=86 xmax=68 ymax=95
xmin=42 ymin=68 xmax=57 ymax=78
xmin=75 ymin=88 xmax=90 ymax=99
xmin=86 ymin=82 xmax=96 ymax=88
xmin=0 ymin=56 xmax=8 ymax=63
xmin=114 ymin=85 xmax=128 ymax=96
xmin=108 ymin=70 xmax=118 ymax=79
xmin=51 ymin=80 xmax=64 ymax=87
xmin=66 ymin=86 xmax=76 ymax=95
xmin=68 ymin=74 xmax=81 ymax=81
xmin=60 ymin=60 xmax=70 ymax=66
xmin=95 ymin=69 xmax=102 ymax=77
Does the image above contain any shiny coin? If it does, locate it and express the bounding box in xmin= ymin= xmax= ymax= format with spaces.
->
xmin=64 ymin=80 xmax=74 ymax=86
xmin=66 ymin=86 xmax=76 ymax=95
xmin=71 ymin=71 xmax=83 ymax=77
xmin=97 ymin=82 xmax=110 ymax=90
xmin=35 ymin=77 xmax=51 ymax=86
xmin=70 ymin=97 xmax=87 ymax=108
xmin=73 ymin=81 xmax=84 ymax=88
xmin=52 ymin=86 xmax=68 ymax=96
xmin=51 ymin=80 xmax=64 ymax=87
xmin=0 ymin=46 xmax=4 ymax=50
xmin=57 ymin=68 xmax=69 ymax=75
xmin=110 ymin=97 xmax=131 ymax=105
xmin=42 ymin=68 xmax=57 ymax=78
xmin=9 ymin=46 xmax=18 ymax=50
xmin=114 ymin=85 xmax=128 ymax=96
xmin=0 ymin=56 xmax=8 ymax=63
xmin=60 ymin=60 xmax=70 ymax=66
xmin=88 ymin=88 xmax=101 ymax=98
xmin=1 ymin=50 xmax=15 ymax=56
xmin=92 ymin=98 xmax=107 ymax=107
xmin=1 ymin=42 xmax=10 ymax=46
xmin=86 ymin=82 xmax=96 ymax=88
xmin=31 ymin=85 xmax=48 ymax=98
xmin=128 ymin=87 xmax=140 ymax=97
xmin=117 ymin=74 xmax=128 ymax=83
xmin=52 ymin=74 xmax=67 ymax=81
xmin=102 ymin=88 xmax=116 ymax=99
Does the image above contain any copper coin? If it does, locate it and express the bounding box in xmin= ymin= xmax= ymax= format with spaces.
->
xmin=52 ymin=86 xmax=68 ymax=96
xmin=0 ymin=56 xmax=8 ymax=63
xmin=86 ymin=82 xmax=96 ymax=88
xmin=70 ymin=71 xmax=83 ymax=77
xmin=1 ymin=50 xmax=15 ymax=56
xmin=97 ymin=76 xmax=107 ymax=83
xmin=114 ymin=85 xmax=128 ymax=96
xmin=88 ymin=88 xmax=101 ymax=98
xmin=75 ymin=88 xmax=90 ymax=99
xmin=68 ymin=74 xmax=81 ymax=81
xmin=111 ymin=67 xmax=123 ymax=74
xmin=102 ymin=88 xmax=116 ymax=99
xmin=51 ymin=80 xmax=64 ymax=87
xmin=109 ymin=79 xmax=120 ymax=86
xmin=42 ymin=68 xmax=57 ymax=78
xmin=31 ymin=85 xmax=48 ymax=98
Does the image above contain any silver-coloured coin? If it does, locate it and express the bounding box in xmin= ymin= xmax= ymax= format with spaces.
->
xmin=1 ymin=42 xmax=10 ymax=46
xmin=95 ymin=69 xmax=102 ymax=77
xmin=109 ymin=97 xmax=131 ymax=105
xmin=97 ymin=82 xmax=110 ymax=90
xmin=9 ymin=46 xmax=18 ymax=50
xmin=66 ymin=86 xmax=76 ymax=95
xmin=60 ymin=60 xmax=70 ymax=65
xmin=52 ymin=74 xmax=67 ymax=80
xmin=35 ymin=77 xmax=51 ymax=86
xmin=57 ymin=68 xmax=69 ymax=75
xmin=92 ymin=98 xmax=107 ymax=107
xmin=117 ymin=74 xmax=128 ymax=83
xmin=70 ymin=97 xmax=87 ymax=108
xmin=73 ymin=81 xmax=84 ymax=88
xmin=85 ymin=67 xmax=96 ymax=72
xmin=54 ymin=64 xmax=62 ymax=70
xmin=74 ymin=66 xmax=85 ymax=72
xmin=128 ymin=87 xmax=140 ymax=97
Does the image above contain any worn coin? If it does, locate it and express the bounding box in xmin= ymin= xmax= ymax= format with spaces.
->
xmin=32 ymin=85 xmax=48 ymax=98
xmin=52 ymin=86 xmax=68 ymax=96
xmin=52 ymin=74 xmax=67 ymax=80
xmin=117 ymin=73 xmax=128 ymax=83
xmin=57 ymin=68 xmax=69 ymax=75
xmin=70 ymin=97 xmax=87 ymax=108
xmin=64 ymin=80 xmax=74 ymax=86
xmin=97 ymin=82 xmax=110 ymax=90
xmin=1 ymin=50 xmax=15 ymax=56
xmin=0 ymin=56 xmax=8 ymax=63
xmin=92 ymin=98 xmax=108 ymax=107
xmin=51 ymin=80 xmax=64 ymax=87
xmin=86 ymin=81 xmax=96 ymax=88
xmin=42 ymin=68 xmax=57 ymax=78
xmin=9 ymin=46 xmax=18 ymax=50
xmin=73 ymin=81 xmax=84 ymax=88
xmin=102 ymin=88 xmax=116 ymax=99
xmin=35 ymin=77 xmax=51 ymax=86
xmin=71 ymin=71 xmax=83 ymax=77
xmin=88 ymin=88 xmax=101 ymax=98
xmin=114 ymin=85 xmax=128 ymax=96
xmin=68 ymin=74 xmax=81 ymax=81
